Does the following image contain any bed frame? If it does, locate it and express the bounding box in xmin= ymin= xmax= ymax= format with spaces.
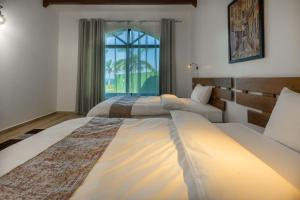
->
xmin=192 ymin=78 xmax=234 ymax=111
xmin=235 ymin=77 xmax=300 ymax=127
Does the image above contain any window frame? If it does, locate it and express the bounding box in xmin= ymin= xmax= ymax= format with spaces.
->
xmin=105 ymin=29 xmax=160 ymax=97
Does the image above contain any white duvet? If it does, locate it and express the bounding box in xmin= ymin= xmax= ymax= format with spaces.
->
xmin=172 ymin=111 xmax=300 ymax=200
xmin=0 ymin=111 xmax=299 ymax=200
xmin=87 ymin=96 xmax=223 ymax=122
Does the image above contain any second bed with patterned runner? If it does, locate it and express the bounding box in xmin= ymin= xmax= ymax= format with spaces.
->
xmin=109 ymin=96 xmax=140 ymax=118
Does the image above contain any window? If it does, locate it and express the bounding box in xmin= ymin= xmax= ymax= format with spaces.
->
xmin=105 ymin=29 xmax=160 ymax=98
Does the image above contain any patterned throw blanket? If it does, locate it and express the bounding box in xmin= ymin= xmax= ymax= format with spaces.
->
xmin=109 ymin=96 xmax=140 ymax=118
xmin=0 ymin=118 xmax=124 ymax=200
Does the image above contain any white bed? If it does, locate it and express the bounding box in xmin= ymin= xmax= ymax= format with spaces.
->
xmin=87 ymin=96 xmax=224 ymax=122
xmin=1 ymin=111 xmax=299 ymax=199
xmin=215 ymin=123 xmax=300 ymax=190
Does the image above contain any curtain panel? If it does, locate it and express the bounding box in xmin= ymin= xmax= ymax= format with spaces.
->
xmin=159 ymin=19 xmax=176 ymax=95
xmin=76 ymin=19 xmax=105 ymax=114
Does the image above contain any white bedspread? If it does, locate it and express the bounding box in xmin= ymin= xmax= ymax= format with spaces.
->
xmin=87 ymin=96 xmax=223 ymax=122
xmin=87 ymin=96 xmax=169 ymax=117
xmin=171 ymin=111 xmax=300 ymax=199
xmin=0 ymin=117 xmax=194 ymax=200
xmin=72 ymin=118 xmax=194 ymax=200
xmin=1 ymin=112 xmax=299 ymax=199
xmin=216 ymin=123 xmax=300 ymax=190
xmin=181 ymin=98 xmax=222 ymax=122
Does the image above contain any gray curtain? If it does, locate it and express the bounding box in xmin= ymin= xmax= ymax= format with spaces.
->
xmin=76 ymin=19 xmax=105 ymax=114
xmin=159 ymin=19 xmax=176 ymax=95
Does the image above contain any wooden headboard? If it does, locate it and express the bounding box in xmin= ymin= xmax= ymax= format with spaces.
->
xmin=236 ymin=77 xmax=300 ymax=127
xmin=192 ymin=78 xmax=234 ymax=111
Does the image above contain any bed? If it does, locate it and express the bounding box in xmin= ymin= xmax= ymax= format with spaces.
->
xmin=216 ymin=77 xmax=300 ymax=191
xmin=87 ymin=78 xmax=234 ymax=123
xmin=0 ymin=109 xmax=299 ymax=199
xmin=1 ymin=77 xmax=300 ymax=199
xmin=216 ymin=122 xmax=300 ymax=191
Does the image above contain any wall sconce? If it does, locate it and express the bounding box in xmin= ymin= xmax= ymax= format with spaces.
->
xmin=187 ymin=63 xmax=199 ymax=70
xmin=0 ymin=5 xmax=5 ymax=25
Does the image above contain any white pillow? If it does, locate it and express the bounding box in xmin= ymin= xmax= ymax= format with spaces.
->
xmin=264 ymin=87 xmax=300 ymax=152
xmin=161 ymin=94 xmax=184 ymax=110
xmin=190 ymin=84 xmax=213 ymax=104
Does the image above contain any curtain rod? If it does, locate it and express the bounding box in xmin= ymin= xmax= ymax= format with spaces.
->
xmin=77 ymin=19 xmax=182 ymax=23
xmin=104 ymin=20 xmax=182 ymax=23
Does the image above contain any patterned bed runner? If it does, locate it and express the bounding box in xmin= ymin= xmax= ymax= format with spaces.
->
xmin=0 ymin=118 xmax=124 ymax=200
xmin=109 ymin=96 xmax=140 ymax=118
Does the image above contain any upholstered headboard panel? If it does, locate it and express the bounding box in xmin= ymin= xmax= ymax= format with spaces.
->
xmin=192 ymin=78 xmax=234 ymax=111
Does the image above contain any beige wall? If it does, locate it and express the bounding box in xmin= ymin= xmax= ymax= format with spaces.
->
xmin=0 ymin=0 xmax=59 ymax=131
xmin=191 ymin=0 xmax=300 ymax=125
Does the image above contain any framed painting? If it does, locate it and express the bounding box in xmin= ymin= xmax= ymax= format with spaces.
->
xmin=228 ymin=0 xmax=265 ymax=63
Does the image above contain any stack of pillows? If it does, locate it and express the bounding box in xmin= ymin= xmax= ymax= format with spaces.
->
xmin=161 ymin=84 xmax=213 ymax=110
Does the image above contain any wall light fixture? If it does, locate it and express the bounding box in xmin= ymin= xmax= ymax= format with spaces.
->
xmin=187 ymin=63 xmax=199 ymax=70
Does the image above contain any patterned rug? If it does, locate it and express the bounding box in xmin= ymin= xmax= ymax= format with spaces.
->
xmin=0 ymin=129 xmax=44 ymax=151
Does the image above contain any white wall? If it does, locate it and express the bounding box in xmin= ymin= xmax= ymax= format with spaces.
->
xmin=192 ymin=0 xmax=300 ymax=124
xmin=2 ymin=0 xmax=297 ymax=129
xmin=56 ymin=5 xmax=193 ymax=111
xmin=0 ymin=0 xmax=59 ymax=131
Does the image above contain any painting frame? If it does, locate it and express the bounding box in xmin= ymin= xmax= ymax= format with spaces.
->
xmin=228 ymin=0 xmax=265 ymax=63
